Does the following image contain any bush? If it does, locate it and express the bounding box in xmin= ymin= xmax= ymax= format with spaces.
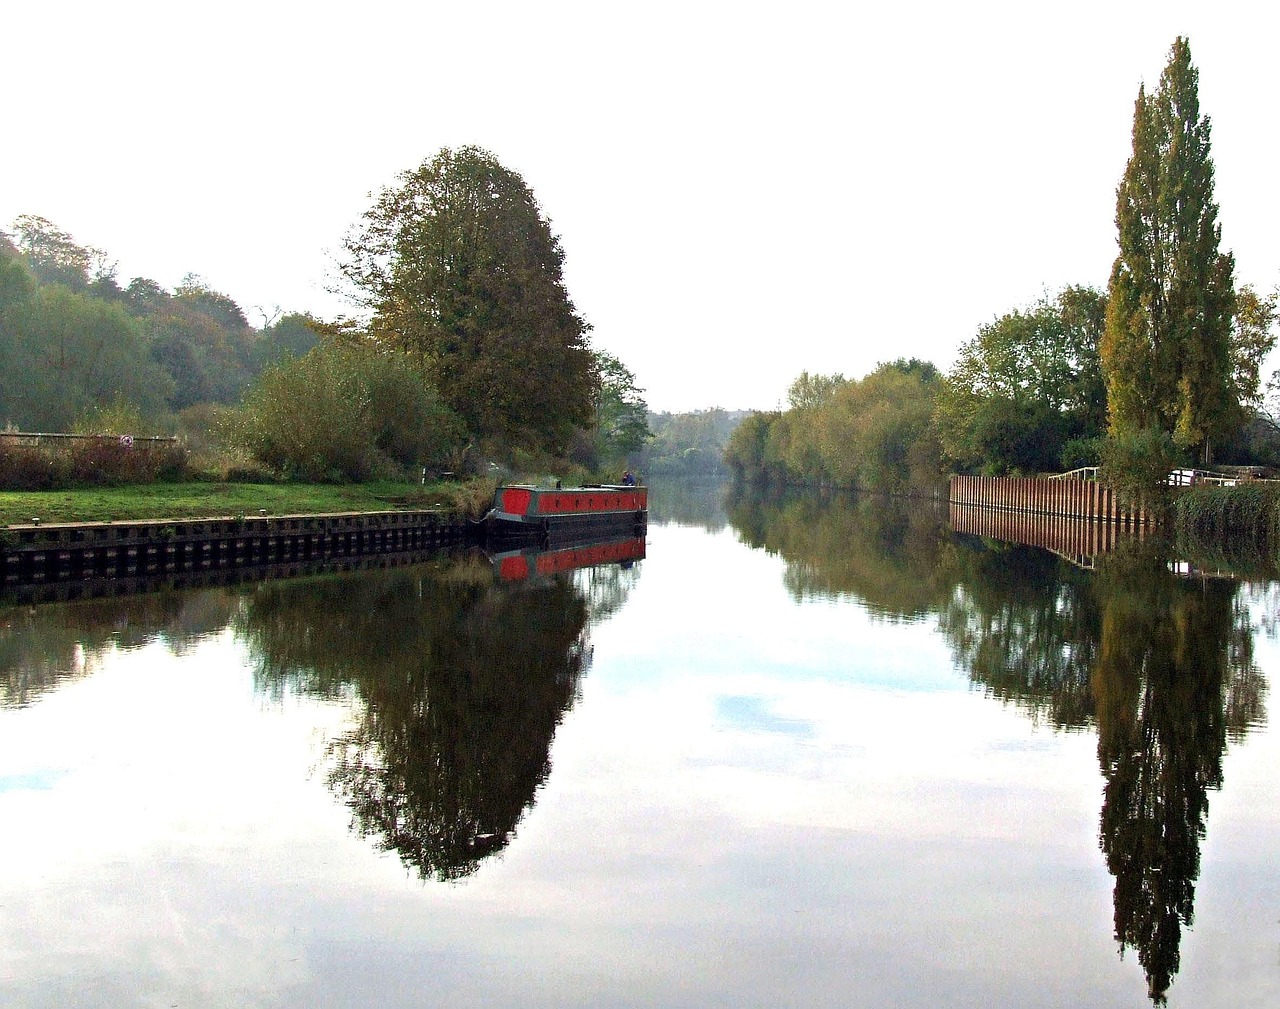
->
xmin=1099 ymin=428 xmax=1185 ymax=511
xmin=1172 ymin=483 xmax=1280 ymax=544
xmin=1060 ymin=436 xmax=1104 ymax=471
xmin=0 ymin=436 xmax=189 ymax=490
xmin=230 ymin=342 xmax=467 ymax=482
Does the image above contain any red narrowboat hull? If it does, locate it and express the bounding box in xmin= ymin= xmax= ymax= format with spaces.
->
xmin=487 ymin=484 xmax=648 ymax=543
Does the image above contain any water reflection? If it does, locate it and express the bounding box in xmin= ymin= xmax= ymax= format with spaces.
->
xmin=2 ymin=543 xmax=642 ymax=885
xmin=726 ymin=487 xmax=1270 ymax=1003
xmin=646 ymin=477 xmax=730 ymax=530
xmin=1 ymin=590 xmax=238 ymax=708
xmin=726 ymin=485 xmax=951 ymax=619
xmin=237 ymin=555 xmax=603 ymax=881
xmin=938 ymin=540 xmax=1100 ymax=728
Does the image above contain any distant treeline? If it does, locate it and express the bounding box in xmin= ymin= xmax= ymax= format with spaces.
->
xmin=0 ymin=215 xmax=321 ymax=435
xmin=632 ymin=408 xmax=749 ymax=477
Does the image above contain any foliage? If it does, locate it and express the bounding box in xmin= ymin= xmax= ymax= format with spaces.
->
xmin=252 ymin=312 xmax=323 ymax=370
xmin=230 ymin=341 xmax=466 ymax=482
xmin=642 ymin=408 xmax=746 ymax=476
xmin=1060 ymin=436 xmax=1104 ymax=470
xmin=339 ymin=146 xmax=594 ymax=453
xmin=1170 ymin=482 xmax=1280 ymax=547
xmin=7 ymin=214 xmax=98 ymax=290
xmin=142 ymin=282 xmax=256 ymax=408
xmin=0 ymin=267 xmax=174 ymax=430
xmin=1098 ymin=427 xmax=1184 ymax=510
xmin=725 ymin=361 xmax=941 ymax=491
xmin=818 ymin=362 xmax=942 ymax=490
xmin=787 ymin=370 xmax=847 ymax=411
xmin=1 ymin=216 xmax=340 ymax=441
xmin=0 ymin=437 xmax=188 ymax=491
xmin=723 ymin=410 xmax=787 ymax=484
xmin=1229 ymin=285 xmax=1277 ymax=414
xmin=591 ymin=350 xmax=651 ymax=465
xmin=936 ymin=287 xmax=1106 ymax=474
xmin=73 ymin=398 xmax=164 ymax=437
xmin=1102 ymin=37 xmax=1235 ymax=462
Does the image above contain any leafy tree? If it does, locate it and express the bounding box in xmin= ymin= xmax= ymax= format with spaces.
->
xmin=1229 ymin=285 xmax=1277 ymax=414
xmin=723 ymin=411 xmax=783 ymax=484
xmin=0 ymin=283 xmax=173 ymax=430
xmin=174 ymin=274 xmax=250 ymax=331
xmin=644 ymin=407 xmax=746 ymax=476
xmin=592 ymin=350 xmax=651 ymax=463
xmin=818 ymin=361 xmax=941 ymax=490
xmin=787 ymin=370 xmax=846 ymax=411
xmin=8 ymin=214 xmax=95 ymax=290
xmin=784 ymin=372 xmax=847 ymax=482
xmin=936 ymin=288 xmax=1107 ymax=473
xmin=123 ymin=277 xmax=171 ymax=315
xmin=252 ymin=312 xmax=323 ymax=370
xmin=1102 ymin=37 xmax=1235 ymax=463
xmin=339 ymin=146 xmax=594 ymax=452
xmin=142 ymin=284 xmax=256 ymax=408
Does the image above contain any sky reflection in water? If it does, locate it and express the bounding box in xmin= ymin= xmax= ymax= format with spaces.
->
xmin=0 ymin=495 xmax=1278 ymax=1008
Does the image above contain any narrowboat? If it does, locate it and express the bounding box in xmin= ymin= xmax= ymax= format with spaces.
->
xmin=482 ymin=484 xmax=647 ymax=544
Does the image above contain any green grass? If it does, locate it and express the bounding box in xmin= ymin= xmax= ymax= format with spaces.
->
xmin=0 ymin=479 xmax=497 ymax=527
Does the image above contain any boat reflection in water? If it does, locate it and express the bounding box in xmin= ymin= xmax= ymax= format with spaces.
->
xmin=490 ymin=534 xmax=645 ymax=582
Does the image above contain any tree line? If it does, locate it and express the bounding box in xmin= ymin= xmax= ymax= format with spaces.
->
xmin=0 ymin=215 xmax=323 ymax=433
xmin=726 ymin=38 xmax=1278 ymax=493
xmin=1 ymin=146 xmax=651 ymax=484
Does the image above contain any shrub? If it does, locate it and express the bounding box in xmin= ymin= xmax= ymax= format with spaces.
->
xmin=230 ymin=342 xmax=467 ymax=482
xmin=1172 ymin=483 xmax=1280 ymax=544
xmin=1060 ymin=436 xmax=1104 ymax=471
xmin=1099 ymin=428 xmax=1185 ymax=509
xmin=0 ymin=436 xmax=188 ymax=490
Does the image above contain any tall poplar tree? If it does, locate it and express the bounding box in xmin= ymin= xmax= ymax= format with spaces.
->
xmin=1101 ymin=37 xmax=1235 ymax=464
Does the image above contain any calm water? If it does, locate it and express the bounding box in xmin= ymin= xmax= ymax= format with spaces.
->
xmin=2 ymin=486 xmax=1278 ymax=1008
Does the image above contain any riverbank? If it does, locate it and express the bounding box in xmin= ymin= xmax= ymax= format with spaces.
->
xmin=0 ymin=479 xmax=496 ymax=527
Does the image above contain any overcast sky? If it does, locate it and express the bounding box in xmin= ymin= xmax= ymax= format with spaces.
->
xmin=4 ymin=1 xmax=1277 ymax=412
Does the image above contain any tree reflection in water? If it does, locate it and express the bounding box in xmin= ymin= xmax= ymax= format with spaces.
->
xmin=726 ymin=485 xmax=952 ymax=620
xmin=0 ymin=589 xmax=239 ymax=708
xmin=726 ymin=488 xmax=1268 ymax=1004
xmin=1092 ymin=549 xmax=1263 ymax=1002
xmin=237 ymin=554 xmax=598 ymax=881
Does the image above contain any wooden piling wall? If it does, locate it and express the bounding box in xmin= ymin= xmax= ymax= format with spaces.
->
xmin=948 ymin=475 xmax=1148 ymax=528
xmin=1 ymin=510 xmax=471 ymax=588
xmin=948 ymin=474 xmax=1150 ymax=562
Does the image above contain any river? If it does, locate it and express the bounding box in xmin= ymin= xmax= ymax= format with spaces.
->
xmin=1 ymin=483 xmax=1277 ymax=1008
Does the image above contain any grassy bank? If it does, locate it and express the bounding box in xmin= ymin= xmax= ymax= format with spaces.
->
xmin=0 ymin=479 xmax=497 ymax=527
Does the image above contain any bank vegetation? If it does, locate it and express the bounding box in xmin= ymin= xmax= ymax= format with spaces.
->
xmin=1 ymin=147 xmax=652 ymax=510
xmin=725 ymin=37 xmax=1280 ymax=545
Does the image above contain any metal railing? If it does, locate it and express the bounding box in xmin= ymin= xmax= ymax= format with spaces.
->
xmin=1047 ymin=465 xmax=1271 ymax=488
xmin=0 ymin=431 xmax=179 ymax=446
